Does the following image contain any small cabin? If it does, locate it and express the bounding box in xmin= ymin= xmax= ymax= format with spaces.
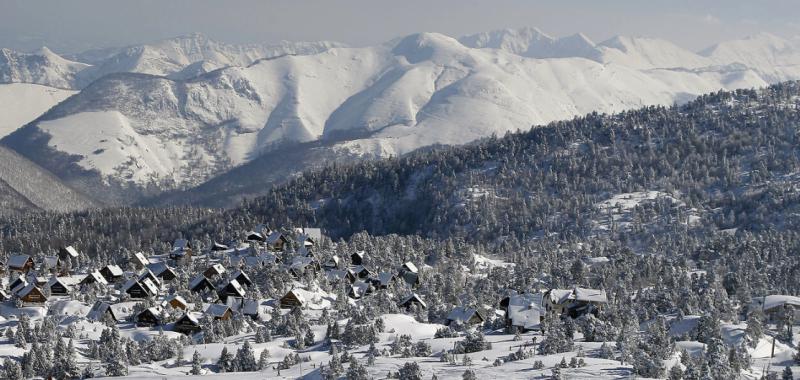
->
xmin=8 ymin=254 xmax=35 ymax=273
xmin=46 ymin=277 xmax=70 ymax=296
xmin=348 ymin=281 xmax=373 ymax=299
xmin=162 ymin=294 xmax=189 ymax=310
xmin=203 ymin=263 xmax=227 ymax=279
xmin=246 ymin=224 xmax=270 ymax=242
xmin=369 ymin=272 xmax=396 ymax=289
xmin=136 ymin=307 xmax=163 ymax=327
xmin=399 ymin=293 xmax=426 ymax=310
xmin=169 ymin=239 xmax=193 ymax=260
xmin=211 ymin=241 xmax=230 ymax=251
xmin=349 ymin=265 xmax=374 ymax=279
xmin=123 ymin=278 xmax=158 ymax=299
xmin=81 ymin=271 xmax=108 ymax=286
xmin=87 ymin=301 xmax=118 ymax=323
xmin=131 ymin=252 xmax=151 ymax=269
xmin=399 ymin=262 xmax=420 ymax=287
xmin=189 ymin=275 xmax=215 ymax=293
xmin=501 ymin=292 xmax=546 ymax=331
xmin=266 ymin=231 xmax=288 ymax=251
xmin=100 ymin=265 xmax=124 ymax=283
xmin=174 ymin=313 xmax=202 ymax=335
xmin=17 ymin=284 xmax=47 ymax=304
xmin=544 ymin=287 xmax=607 ymax=318
xmin=323 ymin=255 xmax=341 ymax=269
xmin=58 ymin=246 xmax=80 ymax=261
xmin=139 ymin=269 xmax=162 ymax=288
xmin=446 ymin=307 xmax=485 ymax=326
xmin=150 ymin=263 xmax=177 ymax=282
xmin=289 ymin=256 xmax=319 ymax=278
xmin=205 ymin=304 xmax=233 ymax=320
xmin=42 ymin=256 xmax=63 ymax=274
xmin=217 ymin=278 xmax=246 ymax=302
xmin=230 ymin=270 xmax=253 ymax=287
xmin=280 ymin=289 xmax=306 ymax=309
xmin=10 ymin=277 xmax=28 ymax=294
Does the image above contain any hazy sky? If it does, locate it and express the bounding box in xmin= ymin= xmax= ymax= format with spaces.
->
xmin=2 ymin=0 xmax=800 ymax=54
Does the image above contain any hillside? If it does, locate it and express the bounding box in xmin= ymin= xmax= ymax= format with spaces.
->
xmin=0 ymin=83 xmax=75 ymax=138
xmin=7 ymin=30 xmax=800 ymax=205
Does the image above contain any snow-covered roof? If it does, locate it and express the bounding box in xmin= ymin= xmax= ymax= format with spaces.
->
xmin=43 ymin=256 xmax=60 ymax=268
xmin=400 ymin=293 xmax=426 ymax=309
xmin=46 ymin=276 xmax=67 ymax=288
xmin=140 ymin=278 xmax=159 ymax=295
xmin=17 ymin=284 xmax=41 ymax=297
xmin=446 ymin=306 xmax=483 ymax=323
xmin=375 ymin=272 xmax=395 ymax=286
xmin=205 ymin=304 xmax=231 ymax=318
xmin=762 ymin=295 xmax=800 ymax=312
xmin=548 ymin=289 xmax=574 ymax=304
xmin=8 ymin=254 xmax=31 ymax=268
xmin=10 ymin=278 xmax=29 ymax=294
xmin=326 ymin=269 xmax=348 ymax=281
xmin=60 ymin=246 xmax=79 ymax=258
xmin=86 ymin=301 xmax=114 ymax=321
xmin=189 ymin=274 xmax=211 ymax=290
xmin=173 ymin=239 xmax=189 ymax=250
xmin=573 ymin=287 xmax=607 ymax=303
xmin=284 ymin=289 xmax=307 ymax=304
xmin=242 ymin=299 xmax=261 ymax=315
xmin=85 ymin=271 xmax=108 ymax=285
xmin=103 ymin=264 xmax=123 ymax=276
xmin=133 ymin=252 xmax=150 ymax=266
xmin=350 ymin=281 xmax=371 ymax=298
xmin=507 ymin=293 xmax=546 ymax=330
xmin=267 ymin=231 xmax=285 ymax=244
xmin=207 ymin=263 xmax=227 ymax=275
xmin=162 ymin=294 xmax=188 ymax=308
xmin=181 ymin=312 xmax=202 ymax=324
xmin=402 ymin=262 xmax=418 ymax=273
xmin=324 ymin=256 xmax=340 ymax=266
xmin=121 ymin=279 xmax=140 ymax=293
xmin=223 ymin=278 xmax=246 ymax=296
xmin=148 ymin=262 xmax=174 ymax=277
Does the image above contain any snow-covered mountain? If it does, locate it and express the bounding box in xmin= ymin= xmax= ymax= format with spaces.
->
xmin=0 ymin=83 xmax=75 ymax=138
xmin=0 ymin=47 xmax=89 ymax=89
xmin=3 ymin=28 xmax=800 ymax=205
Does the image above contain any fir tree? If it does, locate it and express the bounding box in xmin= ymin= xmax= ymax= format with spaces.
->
xmin=235 ymin=340 xmax=258 ymax=372
xmin=191 ymin=350 xmax=202 ymax=375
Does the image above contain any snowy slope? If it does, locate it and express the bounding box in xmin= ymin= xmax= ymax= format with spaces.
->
xmin=700 ymin=32 xmax=800 ymax=82
xmin=5 ymin=29 xmax=800 ymax=202
xmin=0 ymin=83 xmax=75 ymax=138
xmin=0 ymin=47 xmax=89 ymax=89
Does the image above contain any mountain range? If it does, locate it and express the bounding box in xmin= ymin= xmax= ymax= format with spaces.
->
xmin=1 ymin=28 xmax=800 ymax=209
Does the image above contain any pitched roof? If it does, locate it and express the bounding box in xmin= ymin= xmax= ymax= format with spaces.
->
xmin=60 ymin=246 xmax=80 ymax=258
xmin=43 ymin=256 xmax=60 ymax=268
xmin=189 ymin=274 xmax=212 ymax=290
xmin=140 ymin=277 xmax=160 ymax=295
xmin=205 ymin=304 xmax=232 ymax=318
xmin=173 ymin=239 xmax=189 ymax=250
xmin=103 ymin=264 xmax=123 ymax=277
xmin=350 ymin=281 xmax=371 ymax=298
xmin=374 ymin=272 xmax=395 ymax=286
xmin=573 ymin=287 xmax=607 ymax=303
xmin=162 ymin=294 xmax=188 ymax=308
xmin=46 ymin=277 xmax=67 ymax=288
xmin=133 ymin=252 xmax=150 ymax=266
xmin=400 ymin=293 xmax=426 ymax=308
xmin=506 ymin=293 xmax=546 ymax=329
xmin=206 ymin=263 xmax=227 ymax=275
xmin=221 ymin=278 xmax=246 ymax=296
xmin=17 ymin=284 xmax=42 ymax=298
xmin=762 ymin=295 xmax=800 ymax=312
xmin=267 ymin=231 xmax=285 ymax=244
xmin=401 ymin=262 xmax=418 ymax=273
xmin=86 ymin=301 xmax=114 ymax=321
xmin=446 ymin=307 xmax=483 ymax=323
xmin=85 ymin=271 xmax=108 ymax=285
xmin=8 ymin=254 xmax=31 ymax=268
xmin=148 ymin=262 xmax=174 ymax=277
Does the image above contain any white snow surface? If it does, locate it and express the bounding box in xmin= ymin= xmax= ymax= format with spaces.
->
xmin=0 ymin=83 xmax=75 ymax=138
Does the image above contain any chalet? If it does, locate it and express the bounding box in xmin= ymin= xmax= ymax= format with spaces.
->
xmin=238 ymin=253 xmax=277 ymax=268
xmin=136 ymin=307 xmax=163 ymax=327
xmin=170 ymin=239 xmax=192 ymax=260
xmin=246 ymin=224 xmax=270 ymax=242
xmin=149 ymin=263 xmax=177 ymax=282
xmin=204 ymin=263 xmax=227 ymax=279
xmin=446 ymin=307 xmax=486 ymax=326
xmin=351 ymin=251 xmax=366 ymax=266
xmin=87 ymin=301 xmax=118 ymax=323
xmin=544 ymin=287 xmax=607 ymax=318
xmin=323 ymin=255 xmax=341 ymax=269
xmin=206 ymin=304 xmax=233 ymax=320
xmin=289 ymin=256 xmax=319 ymax=278
xmin=131 ymin=252 xmax=150 ymax=269
xmin=17 ymin=284 xmax=47 ymax=303
xmin=9 ymin=277 xmax=28 ymax=294
xmin=349 ymin=265 xmax=374 ymax=279
xmin=217 ymin=278 xmax=246 ymax=302
xmin=100 ymin=264 xmax=124 ymax=283
xmin=266 ymin=231 xmax=288 ymax=251
xmin=369 ymin=272 xmax=396 ymax=289
xmin=58 ymin=246 xmax=80 ymax=260
xmin=81 ymin=271 xmax=108 ymax=286
xmin=280 ymin=289 xmax=306 ymax=309
xmin=189 ymin=274 xmax=215 ymax=293
xmin=42 ymin=256 xmax=63 ymax=274
xmin=348 ymin=281 xmax=373 ymax=299
xmin=174 ymin=313 xmax=202 ymax=334
xmin=399 ymin=262 xmax=420 ymax=287
xmin=139 ymin=269 xmax=162 ymax=288
xmin=756 ymin=295 xmax=800 ymax=322
xmin=242 ymin=299 xmax=262 ymax=320
xmin=123 ymin=278 xmax=159 ymax=299
xmin=325 ymin=269 xmax=350 ymax=284
xmin=399 ymin=293 xmax=426 ymax=310
xmin=211 ymin=242 xmax=230 ymax=251
xmin=230 ymin=270 xmax=253 ymax=287
xmin=501 ymin=293 xmax=546 ymax=331
xmin=162 ymin=294 xmax=189 ymax=310
xmin=8 ymin=254 xmax=34 ymax=273
xmin=46 ymin=277 xmax=70 ymax=296
xmin=295 ymin=227 xmax=321 ymax=248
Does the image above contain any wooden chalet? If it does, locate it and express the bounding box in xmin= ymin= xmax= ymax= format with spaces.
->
xmin=323 ymin=255 xmax=341 ymax=269
xmin=230 ymin=270 xmax=253 ymax=287
xmin=246 ymin=224 xmax=270 ymax=242
xmin=46 ymin=277 xmax=70 ymax=295
xmin=138 ymin=269 xmax=162 ymax=288
xmin=348 ymin=280 xmax=373 ymax=299
xmin=445 ymin=306 xmax=485 ymax=326
xmin=149 ymin=263 xmax=177 ymax=282
xmin=398 ymin=293 xmax=426 ymax=310
xmin=289 ymin=256 xmax=319 ymax=278
xmin=42 ymin=256 xmax=63 ymax=274
xmin=131 ymin=252 xmax=150 ymax=269
xmin=169 ymin=239 xmax=192 ymax=260
xmin=17 ymin=284 xmax=47 ymax=303
xmin=9 ymin=277 xmax=28 ymax=294
xmin=81 ymin=270 xmax=108 ymax=286
xmin=8 ymin=254 xmax=34 ymax=273
xmin=58 ymin=246 xmax=80 ymax=260
xmin=189 ymin=274 xmax=215 ymax=293
xmin=217 ymin=278 xmax=246 ymax=302
xmin=100 ymin=264 xmax=124 ymax=283
xmin=123 ymin=278 xmax=159 ymax=299
xmin=501 ymin=292 xmax=546 ymax=331
xmin=174 ymin=313 xmax=202 ymax=334
xmin=162 ymin=294 xmax=189 ymax=310
xmin=136 ymin=307 xmax=163 ymax=327
xmin=87 ymin=301 xmax=118 ymax=323
xmin=369 ymin=272 xmax=396 ymax=289
xmin=203 ymin=263 xmax=227 ymax=279
xmin=280 ymin=289 xmax=306 ymax=309
xmin=205 ymin=304 xmax=233 ymax=320
xmin=266 ymin=231 xmax=288 ymax=251
xmin=544 ymin=287 xmax=607 ymax=318
xmin=399 ymin=261 xmax=420 ymax=287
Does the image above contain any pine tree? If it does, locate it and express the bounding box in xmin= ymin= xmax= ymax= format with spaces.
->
xmin=398 ymin=361 xmax=423 ymax=380
xmin=346 ymin=359 xmax=370 ymax=380
xmin=217 ymin=347 xmax=233 ymax=373
xmin=191 ymin=350 xmax=202 ymax=375
xmin=258 ymin=349 xmax=271 ymax=370
xmin=235 ymin=340 xmax=258 ymax=371
xmin=3 ymin=358 xmax=23 ymax=380
xmin=462 ymin=369 xmax=477 ymax=380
